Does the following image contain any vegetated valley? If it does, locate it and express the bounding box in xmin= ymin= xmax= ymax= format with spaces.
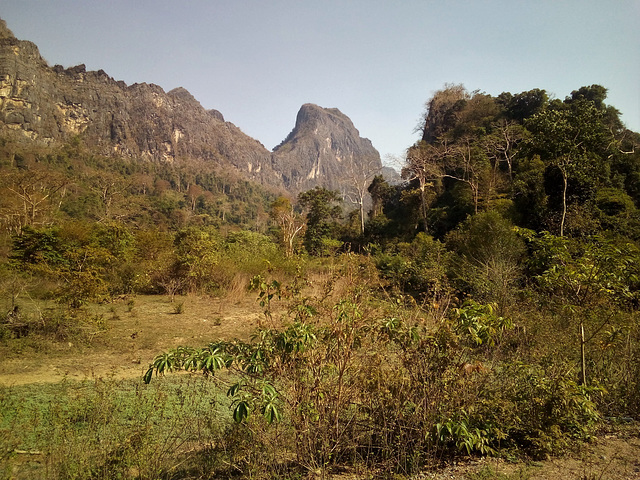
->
xmin=1 ymin=20 xmax=640 ymax=480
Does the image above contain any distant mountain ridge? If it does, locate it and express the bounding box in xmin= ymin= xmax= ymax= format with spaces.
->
xmin=0 ymin=18 xmax=384 ymax=194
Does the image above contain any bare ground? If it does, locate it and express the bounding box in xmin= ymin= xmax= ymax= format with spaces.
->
xmin=414 ymin=427 xmax=640 ymax=479
xmin=0 ymin=293 xmax=263 ymax=386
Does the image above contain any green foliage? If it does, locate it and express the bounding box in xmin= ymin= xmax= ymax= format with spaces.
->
xmin=367 ymin=174 xmax=393 ymax=218
xmin=142 ymin=271 xmax=614 ymax=475
xmin=512 ymin=155 xmax=548 ymax=229
xmin=16 ymin=223 xmax=143 ymax=304
xmin=478 ymin=362 xmax=602 ymax=458
xmin=298 ymin=186 xmax=342 ymax=255
xmin=525 ymin=232 xmax=639 ymax=309
xmin=452 ymin=300 xmax=513 ymax=347
xmin=172 ymin=226 xmax=222 ymax=292
xmin=498 ymin=88 xmax=548 ymax=123
xmin=10 ymin=226 xmax=66 ymax=267
xmin=0 ymin=376 xmax=229 ymax=479
xmin=434 ymin=410 xmax=496 ymax=456
xmin=375 ymin=232 xmax=450 ymax=301
xmin=447 ymin=212 xmax=525 ymax=310
xmin=249 ymin=274 xmax=282 ymax=321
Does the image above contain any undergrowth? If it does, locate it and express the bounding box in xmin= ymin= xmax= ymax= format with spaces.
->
xmin=0 ymin=375 xmax=231 ymax=480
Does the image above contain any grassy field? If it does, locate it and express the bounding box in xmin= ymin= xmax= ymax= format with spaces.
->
xmin=1 ymin=375 xmax=234 ymax=479
xmin=0 ymin=291 xmax=267 ymax=479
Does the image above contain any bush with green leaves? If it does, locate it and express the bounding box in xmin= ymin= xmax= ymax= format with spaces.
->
xmin=374 ymin=232 xmax=450 ymax=302
xmin=143 ymin=271 xmax=608 ymax=476
xmin=452 ymin=300 xmax=513 ymax=348
xmin=446 ymin=211 xmax=525 ymax=312
xmin=475 ymin=362 xmax=602 ymax=458
xmin=156 ymin=227 xmax=287 ymax=296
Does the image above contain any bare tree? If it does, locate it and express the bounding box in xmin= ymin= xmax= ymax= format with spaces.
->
xmin=1 ymin=169 xmax=68 ymax=233
xmin=86 ymin=172 xmax=130 ymax=220
xmin=444 ymin=136 xmax=489 ymax=214
xmin=483 ymin=120 xmax=526 ymax=190
xmin=403 ymin=141 xmax=447 ymax=232
xmin=342 ymin=156 xmax=381 ymax=235
xmin=270 ymin=197 xmax=305 ymax=257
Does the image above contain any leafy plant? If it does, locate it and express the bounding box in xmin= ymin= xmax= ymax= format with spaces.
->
xmin=172 ymin=301 xmax=185 ymax=314
xmin=452 ymin=300 xmax=513 ymax=347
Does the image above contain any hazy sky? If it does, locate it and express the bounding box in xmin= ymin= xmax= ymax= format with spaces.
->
xmin=1 ymin=1 xmax=638 ymax=164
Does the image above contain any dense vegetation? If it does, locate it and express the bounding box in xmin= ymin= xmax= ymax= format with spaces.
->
xmin=1 ymin=84 xmax=640 ymax=479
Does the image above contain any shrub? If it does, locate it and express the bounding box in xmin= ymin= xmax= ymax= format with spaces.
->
xmin=446 ymin=212 xmax=525 ymax=312
xmin=375 ymin=232 xmax=450 ymax=302
xmin=477 ymin=362 xmax=601 ymax=458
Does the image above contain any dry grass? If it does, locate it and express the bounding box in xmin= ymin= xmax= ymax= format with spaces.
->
xmin=0 ymin=292 xmax=263 ymax=386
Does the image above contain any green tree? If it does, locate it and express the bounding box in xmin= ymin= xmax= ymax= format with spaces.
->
xmin=367 ymin=175 xmax=392 ymax=219
xmin=298 ymin=187 xmax=342 ymax=256
xmin=9 ymin=223 xmax=125 ymax=307
xmin=497 ymin=88 xmax=548 ymax=123
xmin=446 ymin=212 xmax=525 ymax=311
xmin=526 ymin=232 xmax=639 ymax=385
xmin=512 ymin=155 xmax=548 ymax=229
xmin=172 ymin=227 xmax=221 ymax=292
xmin=525 ymin=87 xmax=615 ymax=236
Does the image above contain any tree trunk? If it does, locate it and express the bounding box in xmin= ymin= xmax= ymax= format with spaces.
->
xmin=580 ymin=321 xmax=587 ymax=386
xmin=420 ymin=182 xmax=429 ymax=233
xmin=560 ymin=167 xmax=568 ymax=237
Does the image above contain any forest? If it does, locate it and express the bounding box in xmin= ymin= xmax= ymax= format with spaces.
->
xmin=1 ymin=84 xmax=640 ymax=479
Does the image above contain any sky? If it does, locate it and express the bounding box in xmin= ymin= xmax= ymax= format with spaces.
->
xmin=1 ymin=1 xmax=638 ymax=165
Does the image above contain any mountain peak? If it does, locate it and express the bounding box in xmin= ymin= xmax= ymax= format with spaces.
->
xmin=168 ymin=87 xmax=199 ymax=105
xmin=0 ymin=19 xmax=15 ymax=40
xmin=273 ymin=104 xmax=381 ymax=192
xmin=0 ymin=17 xmax=381 ymax=196
xmin=294 ymin=103 xmax=354 ymax=131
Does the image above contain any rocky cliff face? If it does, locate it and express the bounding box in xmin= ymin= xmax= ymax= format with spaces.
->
xmin=0 ymin=18 xmax=382 ymax=194
xmin=273 ymin=103 xmax=382 ymax=193
xmin=0 ymin=19 xmax=279 ymax=185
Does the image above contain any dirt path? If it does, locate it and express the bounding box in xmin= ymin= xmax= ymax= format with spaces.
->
xmin=415 ymin=428 xmax=640 ymax=479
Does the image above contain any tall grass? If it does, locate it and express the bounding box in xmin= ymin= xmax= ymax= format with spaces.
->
xmin=0 ymin=375 xmax=231 ymax=479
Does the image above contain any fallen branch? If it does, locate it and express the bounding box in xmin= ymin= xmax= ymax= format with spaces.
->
xmin=13 ymin=449 xmax=43 ymax=455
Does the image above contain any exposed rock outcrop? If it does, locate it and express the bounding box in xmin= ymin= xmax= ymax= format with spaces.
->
xmin=0 ymin=22 xmax=279 ymax=185
xmin=273 ymin=103 xmax=382 ymax=193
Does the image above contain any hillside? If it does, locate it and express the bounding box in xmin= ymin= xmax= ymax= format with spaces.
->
xmin=0 ymin=18 xmax=382 ymax=195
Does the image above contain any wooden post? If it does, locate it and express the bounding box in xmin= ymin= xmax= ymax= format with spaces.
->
xmin=580 ymin=321 xmax=587 ymax=386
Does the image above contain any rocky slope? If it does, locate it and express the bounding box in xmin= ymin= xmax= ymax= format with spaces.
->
xmin=274 ymin=103 xmax=382 ymax=192
xmin=0 ymin=18 xmax=383 ymax=194
xmin=0 ymin=20 xmax=281 ymax=186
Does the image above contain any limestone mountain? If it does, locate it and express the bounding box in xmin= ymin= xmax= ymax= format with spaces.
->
xmin=0 ymin=18 xmax=382 ymax=195
xmin=0 ymin=19 xmax=283 ymax=187
xmin=273 ymin=103 xmax=382 ymax=193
